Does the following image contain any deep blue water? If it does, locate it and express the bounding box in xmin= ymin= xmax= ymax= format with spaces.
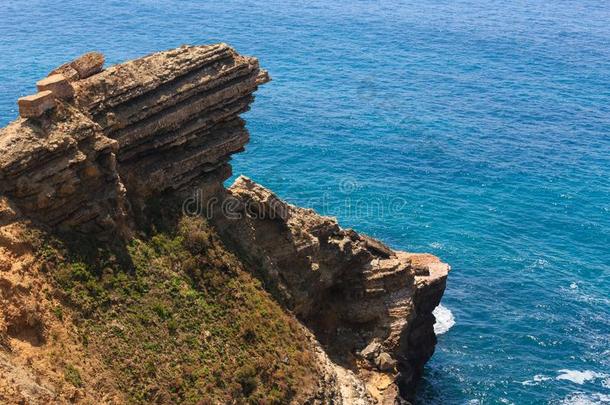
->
xmin=1 ymin=1 xmax=609 ymax=403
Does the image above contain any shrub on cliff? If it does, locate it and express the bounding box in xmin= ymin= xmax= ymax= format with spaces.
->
xmin=33 ymin=215 xmax=319 ymax=404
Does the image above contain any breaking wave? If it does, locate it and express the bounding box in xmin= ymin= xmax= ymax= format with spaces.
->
xmin=556 ymin=370 xmax=608 ymax=385
xmin=558 ymin=392 xmax=610 ymax=404
xmin=433 ymin=304 xmax=455 ymax=335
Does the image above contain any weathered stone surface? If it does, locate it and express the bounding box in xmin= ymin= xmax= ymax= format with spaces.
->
xmin=211 ymin=176 xmax=450 ymax=402
xmin=48 ymin=63 xmax=79 ymax=82
xmin=17 ymin=91 xmax=55 ymax=118
xmin=375 ymin=352 xmax=397 ymax=372
xmin=0 ymin=44 xmax=448 ymax=403
xmin=360 ymin=339 xmax=382 ymax=360
xmin=70 ymin=52 xmax=104 ymax=78
xmin=0 ymin=102 xmax=126 ymax=235
xmin=50 ymin=52 xmax=105 ymax=81
xmin=2 ymin=44 xmax=268 ymax=235
xmin=72 ymin=43 xmax=269 ymax=205
xmin=36 ymin=74 xmax=74 ymax=100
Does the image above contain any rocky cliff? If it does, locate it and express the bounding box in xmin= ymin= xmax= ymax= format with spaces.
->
xmin=1 ymin=43 xmax=268 ymax=236
xmin=212 ymin=177 xmax=448 ymax=403
xmin=0 ymin=44 xmax=448 ymax=404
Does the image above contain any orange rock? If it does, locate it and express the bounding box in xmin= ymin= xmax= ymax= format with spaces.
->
xmin=17 ymin=91 xmax=55 ymax=118
xmin=49 ymin=52 xmax=105 ymax=81
xmin=36 ymin=74 xmax=74 ymax=100
xmin=70 ymin=52 xmax=105 ymax=79
xmin=82 ymin=164 xmax=101 ymax=178
xmin=48 ymin=63 xmax=79 ymax=82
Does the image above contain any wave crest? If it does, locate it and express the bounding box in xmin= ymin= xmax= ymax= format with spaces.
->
xmin=556 ymin=370 xmax=608 ymax=385
xmin=433 ymin=304 xmax=455 ymax=335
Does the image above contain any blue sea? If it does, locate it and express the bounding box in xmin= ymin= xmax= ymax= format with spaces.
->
xmin=1 ymin=1 xmax=609 ymax=403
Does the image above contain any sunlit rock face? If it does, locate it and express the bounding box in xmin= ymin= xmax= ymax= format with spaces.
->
xmin=0 ymin=44 xmax=269 ymax=235
xmin=0 ymin=45 xmax=448 ymax=403
xmin=210 ymin=176 xmax=449 ymax=402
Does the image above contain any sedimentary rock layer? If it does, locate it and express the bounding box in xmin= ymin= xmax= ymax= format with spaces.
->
xmin=211 ymin=176 xmax=450 ymax=403
xmin=0 ymin=44 xmax=269 ymax=234
xmin=0 ymin=44 xmax=449 ymax=402
xmin=73 ymin=43 xmax=267 ymax=199
xmin=0 ymin=103 xmax=125 ymax=234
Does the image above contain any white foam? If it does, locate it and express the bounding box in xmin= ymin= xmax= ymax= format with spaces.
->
xmin=429 ymin=241 xmax=444 ymax=249
xmin=433 ymin=304 xmax=455 ymax=335
xmin=521 ymin=374 xmax=552 ymax=386
xmin=556 ymin=370 xmax=607 ymax=385
xmin=559 ymin=392 xmax=610 ymax=404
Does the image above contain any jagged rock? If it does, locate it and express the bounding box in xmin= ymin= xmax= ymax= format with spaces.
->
xmin=1 ymin=44 xmax=268 ymax=235
xmin=17 ymin=91 xmax=55 ymax=118
xmin=375 ymin=352 xmax=397 ymax=372
xmin=72 ymin=43 xmax=269 ymax=209
xmin=0 ymin=102 xmax=126 ymax=235
xmin=50 ymin=52 xmax=105 ymax=81
xmin=211 ymin=176 xmax=450 ymax=402
xmin=360 ymin=339 xmax=382 ymax=361
xmin=362 ymin=235 xmax=393 ymax=258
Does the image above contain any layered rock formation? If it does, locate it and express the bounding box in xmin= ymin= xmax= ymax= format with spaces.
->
xmin=0 ymin=43 xmax=268 ymax=235
xmin=0 ymin=103 xmax=126 ymax=235
xmin=212 ymin=176 xmax=449 ymax=403
xmin=0 ymin=44 xmax=448 ymax=403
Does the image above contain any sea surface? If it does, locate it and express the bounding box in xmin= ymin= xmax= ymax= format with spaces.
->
xmin=1 ymin=1 xmax=609 ymax=403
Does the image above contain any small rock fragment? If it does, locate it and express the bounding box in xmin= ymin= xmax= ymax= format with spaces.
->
xmin=375 ymin=352 xmax=397 ymax=372
xmin=17 ymin=91 xmax=55 ymax=118
xmin=359 ymin=339 xmax=382 ymax=361
xmin=256 ymin=69 xmax=271 ymax=85
xmin=36 ymin=74 xmax=74 ymax=100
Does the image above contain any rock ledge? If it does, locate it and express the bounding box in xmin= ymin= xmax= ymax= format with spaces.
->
xmin=0 ymin=44 xmax=448 ymax=403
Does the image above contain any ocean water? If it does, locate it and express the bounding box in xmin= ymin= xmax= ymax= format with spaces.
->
xmin=1 ymin=1 xmax=609 ymax=403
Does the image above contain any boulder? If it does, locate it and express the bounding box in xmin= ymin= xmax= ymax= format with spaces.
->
xmin=36 ymin=74 xmax=74 ymax=100
xmin=70 ymin=52 xmax=105 ymax=79
xmin=48 ymin=63 xmax=79 ymax=82
xmin=375 ymin=352 xmax=397 ymax=372
xmin=49 ymin=52 xmax=105 ymax=81
xmin=359 ymin=339 xmax=382 ymax=361
xmin=17 ymin=91 xmax=55 ymax=118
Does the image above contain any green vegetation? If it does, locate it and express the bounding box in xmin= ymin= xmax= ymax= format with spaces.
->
xmin=64 ymin=364 xmax=83 ymax=387
xmin=52 ymin=306 xmax=64 ymax=321
xmin=37 ymin=216 xmax=318 ymax=404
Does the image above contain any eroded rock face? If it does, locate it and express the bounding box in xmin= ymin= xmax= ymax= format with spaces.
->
xmin=210 ymin=176 xmax=450 ymax=402
xmin=72 ymin=43 xmax=267 ymax=202
xmin=0 ymin=103 xmax=126 ymax=235
xmin=0 ymin=44 xmax=448 ymax=402
xmin=0 ymin=44 xmax=269 ymax=235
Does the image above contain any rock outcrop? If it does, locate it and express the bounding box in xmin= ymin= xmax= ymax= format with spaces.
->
xmin=211 ymin=176 xmax=449 ymax=403
xmin=1 ymin=43 xmax=269 ymax=236
xmin=0 ymin=103 xmax=126 ymax=235
xmin=0 ymin=44 xmax=448 ymax=403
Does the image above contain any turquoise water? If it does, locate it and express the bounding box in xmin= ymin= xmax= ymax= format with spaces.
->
xmin=1 ymin=1 xmax=609 ymax=403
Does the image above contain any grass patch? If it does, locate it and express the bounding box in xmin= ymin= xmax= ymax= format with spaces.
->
xmin=37 ymin=216 xmax=318 ymax=404
xmin=64 ymin=364 xmax=82 ymax=387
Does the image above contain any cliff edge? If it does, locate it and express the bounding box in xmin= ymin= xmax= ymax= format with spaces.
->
xmin=0 ymin=44 xmax=448 ymax=404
